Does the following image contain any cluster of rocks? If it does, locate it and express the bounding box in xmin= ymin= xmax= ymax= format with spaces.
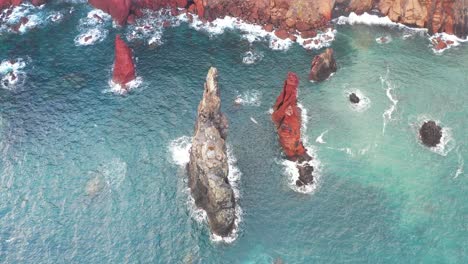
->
xmin=82 ymin=0 xmax=468 ymax=41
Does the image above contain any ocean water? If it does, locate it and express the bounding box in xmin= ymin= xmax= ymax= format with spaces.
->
xmin=0 ymin=3 xmax=467 ymax=263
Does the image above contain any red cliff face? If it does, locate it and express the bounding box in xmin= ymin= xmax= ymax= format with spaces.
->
xmin=88 ymin=0 xmax=132 ymax=25
xmin=112 ymin=35 xmax=136 ymax=87
xmin=86 ymin=0 xmax=467 ymax=38
xmin=272 ymin=72 xmax=307 ymax=160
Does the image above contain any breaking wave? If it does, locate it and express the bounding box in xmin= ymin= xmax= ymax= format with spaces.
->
xmin=0 ymin=58 xmax=28 ymax=90
xmin=234 ymin=90 xmax=262 ymax=106
xmin=429 ymin=33 xmax=468 ymax=54
xmin=410 ymin=115 xmax=455 ymax=156
xmin=107 ymin=77 xmax=143 ymax=95
xmin=74 ymin=9 xmax=111 ymax=46
xmin=278 ymin=104 xmax=322 ymax=194
xmin=242 ymin=50 xmax=264 ymax=65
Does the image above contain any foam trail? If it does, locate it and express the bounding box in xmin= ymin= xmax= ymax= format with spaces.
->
xmin=169 ymin=137 xmax=242 ymax=243
xmin=454 ymin=147 xmax=464 ymax=179
xmin=381 ymin=69 xmax=398 ymax=135
xmin=250 ymin=117 xmax=258 ymax=125
xmin=315 ymin=130 xmax=328 ymax=144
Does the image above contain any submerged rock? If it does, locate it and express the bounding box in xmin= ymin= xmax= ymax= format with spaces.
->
xmin=419 ymin=120 xmax=442 ymax=147
xmin=349 ymin=93 xmax=360 ymax=104
xmin=272 ymin=72 xmax=314 ymax=187
xmin=112 ymin=35 xmax=136 ymax=88
xmin=309 ymin=48 xmax=337 ymax=82
xmin=188 ymin=67 xmax=235 ymax=237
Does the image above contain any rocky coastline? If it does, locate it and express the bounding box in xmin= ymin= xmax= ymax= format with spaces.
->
xmin=83 ymin=0 xmax=467 ymax=39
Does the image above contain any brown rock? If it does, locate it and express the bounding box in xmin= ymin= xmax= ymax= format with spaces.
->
xmin=274 ymin=29 xmax=289 ymax=39
xmin=309 ymin=48 xmax=337 ymax=82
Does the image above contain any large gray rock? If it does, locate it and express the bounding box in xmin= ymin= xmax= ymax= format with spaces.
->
xmin=188 ymin=67 xmax=236 ymax=237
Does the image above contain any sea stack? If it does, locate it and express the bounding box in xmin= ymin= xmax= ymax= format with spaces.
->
xmin=309 ymin=48 xmax=337 ymax=82
xmin=272 ymin=72 xmax=314 ymax=187
xmin=188 ymin=67 xmax=236 ymax=237
xmin=112 ymin=35 xmax=136 ymax=88
xmin=419 ymin=121 xmax=442 ymax=147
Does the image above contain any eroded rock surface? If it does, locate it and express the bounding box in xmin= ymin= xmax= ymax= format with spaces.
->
xmin=309 ymin=48 xmax=337 ymax=82
xmin=419 ymin=120 xmax=442 ymax=147
xmin=188 ymin=67 xmax=236 ymax=237
xmin=272 ymin=72 xmax=314 ymax=186
xmin=112 ymin=35 xmax=136 ymax=87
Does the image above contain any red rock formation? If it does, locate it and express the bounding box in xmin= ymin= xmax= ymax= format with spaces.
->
xmin=88 ymin=0 xmax=132 ymax=26
xmin=112 ymin=35 xmax=136 ymax=87
xmin=272 ymin=72 xmax=307 ymax=160
xmin=309 ymin=48 xmax=337 ymax=82
xmin=272 ymin=72 xmax=314 ymax=186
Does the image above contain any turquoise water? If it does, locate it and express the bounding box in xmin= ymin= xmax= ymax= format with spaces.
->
xmin=0 ymin=3 xmax=467 ymax=263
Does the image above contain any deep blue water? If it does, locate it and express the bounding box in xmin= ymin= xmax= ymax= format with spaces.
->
xmin=0 ymin=3 xmax=467 ymax=263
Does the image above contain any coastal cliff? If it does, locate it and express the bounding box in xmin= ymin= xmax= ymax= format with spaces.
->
xmin=86 ymin=0 xmax=467 ymax=38
xmin=188 ymin=67 xmax=236 ymax=237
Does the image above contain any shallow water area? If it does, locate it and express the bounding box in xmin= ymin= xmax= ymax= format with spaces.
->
xmin=0 ymin=2 xmax=467 ymax=264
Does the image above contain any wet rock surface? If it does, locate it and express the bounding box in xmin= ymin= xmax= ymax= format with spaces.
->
xmin=188 ymin=67 xmax=236 ymax=237
xmin=309 ymin=48 xmax=337 ymax=82
xmin=272 ymin=72 xmax=314 ymax=186
xmin=419 ymin=120 xmax=442 ymax=147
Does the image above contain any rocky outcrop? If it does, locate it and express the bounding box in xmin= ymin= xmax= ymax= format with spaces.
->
xmin=419 ymin=120 xmax=442 ymax=147
xmin=112 ymin=35 xmax=136 ymax=87
xmin=188 ymin=67 xmax=236 ymax=237
xmin=89 ymin=0 xmax=132 ymax=25
xmin=272 ymin=72 xmax=314 ymax=187
xmin=349 ymin=92 xmax=360 ymax=103
xmin=309 ymin=48 xmax=337 ymax=82
xmin=0 ymin=0 xmax=46 ymax=10
xmin=377 ymin=0 xmax=467 ymax=37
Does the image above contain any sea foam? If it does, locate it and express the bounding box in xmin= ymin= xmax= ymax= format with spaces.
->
xmin=107 ymin=77 xmax=143 ymax=95
xmin=411 ymin=115 xmax=456 ymax=156
xmin=0 ymin=58 xmax=28 ymax=90
xmin=429 ymin=33 xmax=468 ymax=54
xmin=74 ymin=9 xmax=112 ymax=46
xmin=234 ymin=90 xmax=262 ymax=106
